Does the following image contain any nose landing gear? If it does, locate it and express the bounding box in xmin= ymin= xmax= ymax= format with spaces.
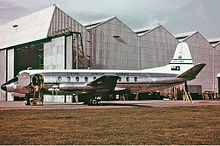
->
xmin=24 ymin=74 xmax=44 ymax=106
xmin=24 ymin=92 xmax=44 ymax=106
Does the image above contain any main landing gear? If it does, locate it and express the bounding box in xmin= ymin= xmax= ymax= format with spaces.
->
xmin=84 ymin=96 xmax=102 ymax=105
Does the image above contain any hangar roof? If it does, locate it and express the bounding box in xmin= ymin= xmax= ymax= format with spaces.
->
xmin=85 ymin=16 xmax=116 ymax=29
xmin=215 ymin=42 xmax=220 ymax=48
xmin=84 ymin=16 xmax=137 ymax=35
xmin=0 ymin=5 xmax=55 ymax=50
xmin=208 ymin=38 xmax=220 ymax=47
xmin=174 ymin=31 xmax=197 ymax=42
xmin=134 ymin=25 xmax=161 ymax=36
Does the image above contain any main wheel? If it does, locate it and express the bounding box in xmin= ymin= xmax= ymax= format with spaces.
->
xmin=25 ymin=100 xmax=30 ymax=105
xmin=87 ymin=99 xmax=99 ymax=105
xmin=25 ymin=93 xmax=31 ymax=106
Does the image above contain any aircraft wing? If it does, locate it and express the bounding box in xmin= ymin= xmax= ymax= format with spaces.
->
xmin=177 ymin=63 xmax=206 ymax=80
xmin=88 ymin=75 xmax=120 ymax=93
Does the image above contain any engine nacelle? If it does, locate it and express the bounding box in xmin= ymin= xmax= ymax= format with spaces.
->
xmin=18 ymin=73 xmax=44 ymax=88
xmin=18 ymin=72 xmax=31 ymax=87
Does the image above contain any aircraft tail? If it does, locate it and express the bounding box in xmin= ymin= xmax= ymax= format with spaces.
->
xmin=177 ymin=63 xmax=206 ymax=80
xmin=170 ymin=42 xmax=193 ymax=65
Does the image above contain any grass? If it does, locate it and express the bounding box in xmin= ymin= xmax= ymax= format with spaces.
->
xmin=0 ymin=106 xmax=220 ymax=145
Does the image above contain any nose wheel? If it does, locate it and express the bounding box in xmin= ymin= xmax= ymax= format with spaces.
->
xmin=25 ymin=93 xmax=31 ymax=105
xmin=24 ymin=92 xmax=43 ymax=106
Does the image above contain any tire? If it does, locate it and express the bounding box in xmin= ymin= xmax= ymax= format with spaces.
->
xmin=89 ymin=99 xmax=98 ymax=105
xmin=25 ymin=101 xmax=30 ymax=106
xmin=25 ymin=94 xmax=31 ymax=106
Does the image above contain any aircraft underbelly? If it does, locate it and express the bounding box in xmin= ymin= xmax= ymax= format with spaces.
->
xmin=117 ymin=81 xmax=183 ymax=93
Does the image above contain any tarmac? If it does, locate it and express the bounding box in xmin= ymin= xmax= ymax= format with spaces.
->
xmin=0 ymin=100 xmax=220 ymax=110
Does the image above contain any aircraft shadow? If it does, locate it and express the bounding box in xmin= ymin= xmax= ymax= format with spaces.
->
xmin=99 ymin=102 xmax=152 ymax=108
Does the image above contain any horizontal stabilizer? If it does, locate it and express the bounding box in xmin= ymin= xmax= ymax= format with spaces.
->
xmin=177 ymin=63 xmax=206 ymax=79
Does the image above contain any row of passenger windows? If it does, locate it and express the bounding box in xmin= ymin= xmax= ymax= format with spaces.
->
xmin=57 ymin=76 xmax=138 ymax=82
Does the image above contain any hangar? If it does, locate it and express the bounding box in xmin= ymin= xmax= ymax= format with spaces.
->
xmin=174 ymin=31 xmax=217 ymax=93
xmin=209 ymin=38 xmax=220 ymax=93
xmin=85 ymin=16 xmax=139 ymax=70
xmin=0 ymin=5 xmax=219 ymax=102
xmin=0 ymin=5 xmax=91 ymax=101
xmin=135 ymin=25 xmax=179 ymax=69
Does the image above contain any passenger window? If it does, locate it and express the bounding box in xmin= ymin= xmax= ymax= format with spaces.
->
xmin=118 ymin=77 xmax=121 ymax=82
xmin=126 ymin=77 xmax=130 ymax=82
xmin=134 ymin=77 xmax=137 ymax=82
xmin=67 ymin=76 xmax=71 ymax=82
xmin=58 ymin=76 xmax=62 ymax=82
xmin=93 ymin=77 xmax=97 ymax=80
xmin=84 ymin=77 xmax=88 ymax=82
xmin=76 ymin=77 xmax=79 ymax=82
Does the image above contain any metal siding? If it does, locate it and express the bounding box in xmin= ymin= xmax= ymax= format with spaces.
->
xmin=139 ymin=26 xmax=179 ymax=69
xmin=44 ymin=36 xmax=65 ymax=70
xmin=7 ymin=49 xmax=14 ymax=101
xmin=90 ymin=18 xmax=139 ymax=70
xmin=43 ymin=36 xmax=65 ymax=102
xmin=43 ymin=42 xmax=51 ymax=69
xmin=48 ymin=7 xmax=91 ymax=69
xmin=184 ymin=33 xmax=214 ymax=92
xmin=214 ymin=44 xmax=220 ymax=92
xmin=66 ymin=36 xmax=73 ymax=69
xmin=0 ymin=50 xmax=6 ymax=101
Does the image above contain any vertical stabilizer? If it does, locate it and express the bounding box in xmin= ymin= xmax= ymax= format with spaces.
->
xmin=170 ymin=42 xmax=193 ymax=65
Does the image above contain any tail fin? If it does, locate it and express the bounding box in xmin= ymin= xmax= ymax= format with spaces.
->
xmin=177 ymin=63 xmax=206 ymax=80
xmin=170 ymin=42 xmax=193 ymax=65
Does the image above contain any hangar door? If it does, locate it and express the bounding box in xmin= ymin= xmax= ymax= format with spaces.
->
xmin=14 ymin=43 xmax=43 ymax=76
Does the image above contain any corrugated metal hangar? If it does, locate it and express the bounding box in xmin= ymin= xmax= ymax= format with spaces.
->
xmin=0 ymin=5 xmax=220 ymax=102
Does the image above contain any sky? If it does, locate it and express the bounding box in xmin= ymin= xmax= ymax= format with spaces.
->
xmin=0 ymin=0 xmax=220 ymax=39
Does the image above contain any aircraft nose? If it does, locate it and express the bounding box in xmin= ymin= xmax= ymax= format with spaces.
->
xmin=1 ymin=83 xmax=6 ymax=91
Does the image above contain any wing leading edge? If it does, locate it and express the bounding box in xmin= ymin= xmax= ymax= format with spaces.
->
xmin=88 ymin=75 xmax=120 ymax=92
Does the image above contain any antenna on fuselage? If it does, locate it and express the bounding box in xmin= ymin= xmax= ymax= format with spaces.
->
xmin=27 ymin=67 xmax=33 ymax=70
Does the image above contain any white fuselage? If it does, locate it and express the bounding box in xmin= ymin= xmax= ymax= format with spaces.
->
xmin=2 ymin=62 xmax=195 ymax=96
xmin=16 ymin=65 xmax=186 ymax=94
